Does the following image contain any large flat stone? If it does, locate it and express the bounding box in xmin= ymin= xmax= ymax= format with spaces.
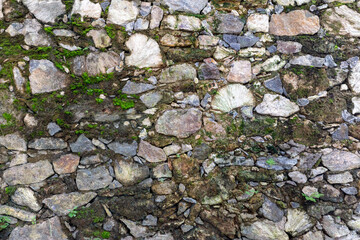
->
xmin=114 ymin=159 xmax=150 ymax=186
xmin=0 ymin=132 xmax=27 ymax=151
xmin=76 ymin=165 xmax=113 ymax=190
xmin=107 ymin=0 xmax=139 ymax=26
xmin=159 ymin=64 xmax=196 ymax=83
xmin=321 ymin=149 xmax=360 ymax=171
xmin=255 ymin=94 xmax=299 ymax=117
xmin=22 ymin=0 xmax=66 ymax=23
xmin=161 ymin=0 xmax=208 ymax=14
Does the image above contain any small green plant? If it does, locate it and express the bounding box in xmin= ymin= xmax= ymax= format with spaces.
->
xmin=245 ymin=189 xmax=258 ymax=196
xmin=31 ymin=216 xmax=36 ymax=225
xmin=68 ymin=207 xmax=78 ymax=218
xmin=266 ymin=158 xmax=276 ymax=166
xmin=5 ymin=186 xmax=16 ymax=195
xmin=302 ymin=192 xmax=324 ymax=202
xmin=0 ymin=216 xmax=11 ymax=231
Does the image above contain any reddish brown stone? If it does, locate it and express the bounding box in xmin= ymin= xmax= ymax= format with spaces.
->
xmin=53 ymin=154 xmax=80 ymax=174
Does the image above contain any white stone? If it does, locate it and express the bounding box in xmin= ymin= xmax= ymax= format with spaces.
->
xmin=150 ymin=5 xmax=163 ymax=29
xmin=227 ymin=60 xmax=252 ymax=83
xmin=125 ymin=33 xmax=163 ymax=68
xmin=323 ymin=6 xmax=360 ymax=37
xmin=247 ymin=14 xmax=269 ymax=33
xmin=161 ymin=0 xmax=208 ymax=14
xmin=255 ymin=94 xmax=299 ymax=117
xmin=352 ymin=97 xmax=360 ymax=115
xmin=22 ymin=0 xmax=66 ymax=23
xmin=288 ymin=171 xmax=307 ymax=184
xmin=274 ymin=0 xmax=295 ymax=6
xmin=349 ymin=61 xmax=360 ymax=93
xmin=296 ymin=0 xmax=311 ymax=5
xmin=107 ymin=0 xmax=139 ymax=26
xmin=0 ymin=0 xmax=3 ymax=20
xmin=71 ymin=0 xmax=102 ymax=20
xmin=11 ymin=188 xmax=41 ymax=212
xmin=162 ymin=15 xmax=201 ymax=31
xmin=211 ymin=84 xmax=255 ymax=112
xmin=327 ymin=172 xmax=353 ymax=184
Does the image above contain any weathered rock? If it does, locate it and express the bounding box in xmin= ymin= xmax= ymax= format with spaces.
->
xmin=215 ymin=13 xmax=244 ymax=34
xmin=76 ymin=166 xmax=113 ymax=190
xmin=285 ymin=209 xmax=315 ymax=237
xmin=264 ymin=75 xmax=283 ymax=94
xmin=349 ymin=61 xmax=360 ymax=93
xmin=114 ymin=159 xmax=150 ymax=186
xmin=198 ymin=62 xmax=220 ymax=80
xmin=22 ymin=0 xmax=66 ymax=23
xmin=161 ymin=0 xmax=208 ymax=14
xmin=140 ymin=92 xmax=163 ymax=108
xmin=247 ymin=13 xmax=269 ymax=33
xmin=0 ymin=205 xmax=36 ymax=222
xmin=332 ymin=123 xmax=349 ymax=140
xmin=71 ymin=0 xmax=101 ymax=20
xmin=0 ymin=133 xmax=27 ymax=151
xmin=70 ymin=134 xmax=96 ymax=153
xmin=43 ymin=192 xmax=97 ymax=216
xmin=155 ymin=108 xmax=202 ymax=138
xmin=277 ymin=40 xmax=302 ymax=54
xmin=153 ymin=163 xmax=172 ymax=179
xmin=11 ymin=188 xmax=41 ymax=212
xmin=28 ymin=138 xmax=67 ymax=150
xmin=138 ymin=140 xmax=166 ymax=163
xmin=121 ymin=219 xmax=153 ymax=238
xmin=321 ymin=149 xmax=360 ymax=171
xmin=150 ymin=6 xmax=163 ymax=29
xmin=255 ymin=94 xmax=299 ymax=117
xmin=256 ymin=156 xmax=297 ymax=170
xmin=322 ymin=215 xmax=350 ymax=238
xmin=227 ymin=60 xmax=252 ymax=83
xmin=122 ymin=81 xmax=155 ymax=95
xmin=9 ymin=217 xmax=68 ymax=240
xmin=211 ymin=84 xmax=255 ymax=112
xmin=159 ymin=64 xmax=196 ymax=83
xmin=87 ymin=29 xmax=111 ymax=48
xmin=327 ymin=171 xmax=353 ymax=184
xmin=322 ymin=5 xmax=360 ymax=37
xmin=260 ymin=197 xmax=284 ymax=222
xmin=47 ymin=122 xmax=61 ymax=136
xmin=151 ymin=180 xmax=177 ymax=195
xmin=290 ymin=55 xmax=325 ymax=68
xmin=107 ymin=0 xmax=139 ymax=26
xmin=108 ymin=141 xmax=138 ymax=157
xmin=29 ymin=60 xmax=69 ymax=94
xmin=3 ymin=160 xmax=54 ymax=185
xmin=53 ymin=154 xmax=80 ymax=174
xmin=241 ymin=220 xmax=289 ymax=240
xmin=125 ymin=33 xmax=163 ymax=68
xmin=269 ymin=10 xmax=320 ymax=36
xmin=288 ymin=171 xmax=307 ymax=184
xmin=162 ymin=15 xmax=202 ymax=31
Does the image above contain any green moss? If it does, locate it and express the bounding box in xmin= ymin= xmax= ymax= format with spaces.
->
xmin=5 ymin=186 xmax=16 ymax=195
xmin=105 ymin=24 xmax=116 ymax=39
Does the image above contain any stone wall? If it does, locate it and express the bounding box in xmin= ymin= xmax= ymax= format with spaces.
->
xmin=0 ymin=0 xmax=360 ymax=239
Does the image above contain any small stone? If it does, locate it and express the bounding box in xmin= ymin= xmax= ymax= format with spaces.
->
xmin=22 ymin=0 xmax=65 ymax=23
xmin=107 ymin=0 xmax=138 ymax=26
xmin=87 ymin=29 xmax=111 ymax=48
xmin=161 ymin=0 xmax=208 ymax=14
xmin=138 ymin=140 xmax=166 ymax=163
xmin=11 ymin=188 xmax=41 ymax=212
xmin=349 ymin=61 xmax=360 ymax=93
xmin=215 ymin=13 xmax=244 ymax=34
xmin=151 ymin=180 xmax=177 ymax=195
xmin=76 ymin=166 xmax=113 ymax=190
xmin=153 ymin=163 xmax=172 ymax=179
xmin=159 ymin=64 xmax=196 ymax=83
xmin=260 ymin=197 xmax=284 ymax=222
xmin=0 ymin=133 xmax=27 ymax=151
xmin=28 ymin=138 xmax=67 ymax=150
xmin=332 ymin=123 xmax=349 ymax=140
xmin=277 ymin=40 xmax=302 ymax=54
xmin=70 ymin=134 xmax=95 ymax=153
xmin=114 ymin=159 xmax=149 ymax=186
xmin=290 ymin=55 xmax=325 ymax=68
xmin=285 ymin=209 xmax=315 ymax=237
xmin=341 ymin=187 xmax=357 ymax=195
xmin=264 ymin=75 xmax=283 ymax=94
xmin=140 ymin=92 xmax=162 ymax=108
xmin=255 ymin=94 xmax=299 ymax=117
xmin=71 ymin=0 xmax=102 ymax=20
xmin=150 ymin=6 xmax=163 ymax=29
xmin=53 ymin=154 xmax=80 ymax=174
xmin=192 ymin=143 xmax=212 ymax=160
xmin=247 ymin=14 xmax=269 ymax=33
xmin=162 ymin=15 xmax=201 ymax=31
xmin=43 ymin=192 xmax=97 ymax=216
xmin=47 ymin=123 xmax=61 ymax=136
xmin=142 ymin=215 xmax=157 ymax=226
xmin=108 ymin=141 xmax=138 ymax=157
xmin=322 ymin=215 xmax=350 ymax=238
xmin=198 ymin=62 xmax=220 ymax=80
xmin=122 ymin=81 xmax=155 ymax=95
xmin=327 ymin=172 xmax=353 ymax=184
xmin=288 ymin=171 xmax=307 ymax=184
xmin=121 ymin=219 xmax=152 ymax=238
xmin=227 ymin=60 xmax=252 ymax=83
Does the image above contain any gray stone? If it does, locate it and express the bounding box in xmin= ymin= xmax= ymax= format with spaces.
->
xmin=288 ymin=171 xmax=307 ymax=184
xmin=161 ymin=0 xmax=208 ymax=14
xmin=238 ymin=34 xmax=259 ymax=48
xmin=70 ymin=134 xmax=96 ymax=153
xmin=29 ymin=60 xmax=69 ymax=94
xmin=159 ymin=64 xmax=196 ymax=83
xmin=3 ymin=160 xmax=54 ymax=185
xmin=192 ymin=143 xmax=211 ymax=160
xmin=121 ymin=219 xmax=152 ymax=238
xmin=298 ymin=153 xmax=322 ymax=170
xmin=162 ymin=15 xmax=201 ymax=31
xmin=28 ymin=138 xmax=67 ymax=150
xmin=325 ymin=55 xmax=337 ymax=68
xmin=227 ymin=60 xmax=252 ymax=83
xmin=108 ymin=141 xmax=138 ymax=157
xmin=155 ymin=108 xmax=202 ymax=138
xmin=327 ymin=172 xmax=353 ymax=184
xmin=9 ymin=216 xmax=68 ymax=240
xmin=22 ymin=0 xmax=66 ymax=23
xmin=256 ymin=156 xmax=297 ymax=170
xmin=255 ymin=94 xmax=299 ymax=117
xmin=264 ymin=75 xmax=283 ymax=94
xmin=153 ymin=163 xmax=172 ymax=179
xmin=277 ymin=40 xmax=302 ymax=54
xmin=11 ymin=188 xmax=41 ymax=212
xmin=134 ymin=18 xmax=149 ymax=30
xmin=13 ymin=67 xmax=26 ymax=93
xmin=142 ymin=214 xmax=157 ymax=226
xmin=285 ymin=209 xmax=315 ymax=237
xmin=260 ymin=197 xmax=284 ymax=222
xmin=76 ymin=166 xmax=113 ymax=190
xmin=321 ymin=149 xmax=360 ymax=171
xmin=0 ymin=205 xmax=36 ymax=222
xmin=322 ymin=215 xmax=350 ymax=238
xmin=241 ymin=220 xmax=289 ymax=240
xmin=297 ymin=98 xmax=309 ymax=107
xmin=0 ymin=133 xmax=27 ymax=151
xmin=138 ymin=140 xmax=166 ymax=163
xmin=341 ymin=187 xmax=357 ymax=195
xmin=150 ymin=6 xmax=164 ymax=29
xmin=216 ymin=13 xmax=244 ymax=34
xmin=47 ymin=122 xmax=61 ymax=136
xmin=290 ymin=55 xmax=325 ymax=68
xmin=43 ymin=192 xmax=97 ymax=216
xmin=349 ymin=60 xmax=360 ymax=93
xmin=122 ymin=81 xmax=155 ymax=95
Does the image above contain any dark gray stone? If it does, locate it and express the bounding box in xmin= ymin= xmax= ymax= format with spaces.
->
xmin=28 ymin=138 xmax=67 ymax=150
xmin=108 ymin=141 xmax=138 ymax=157
xmin=198 ymin=62 xmax=220 ymax=80
xmin=70 ymin=134 xmax=96 ymax=153
xmin=264 ymin=75 xmax=283 ymax=94
xmin=192 ymin=143 xmax=212 ymax=160
xmin=332 ymin=123 xmax=349 ymax=140
xmin=260 ymin=197 xmax=284 ymax=222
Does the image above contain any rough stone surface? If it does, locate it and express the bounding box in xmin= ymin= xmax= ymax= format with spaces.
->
xmin=53 ymin=154 xmax=80 ymax=174
xmin=0 ymin=133 xmax=27 ymax=151
xmin=255 ymin=94 xmax=300 ymax=117
xmin=107 ymin=0 xmax=139 ymax=26
xmin=22 ymin=0 xmax=65 ymax=23
xmin=138 ymin=140 xmax=166 ymax=163
xmin=321 ymin=149 xmax=360 ymax=171
xmin=160 ymin=64 xmax=196 ymax=83
xmin=11 ymin=188 xmax=41 ymax=212
xmin=161 ymin=0 xmax=208 ymax=14
xmin=76 ymin=166 xmax=113 ymax=190
xmin=114 ymin=159 xmax=150 ymax=186
xmin=71 ymin=0 xmax=101 ymax=19
xmin=227 ymin=60 xmax=252 ymax=83
xmin=241 ymin=220 xmax=289 ymax=240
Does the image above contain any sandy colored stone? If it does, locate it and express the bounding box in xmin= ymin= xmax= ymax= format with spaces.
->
xmin=227 ymin=60 xmax=252 ymax=83
xmin=53 ymin=154 xmax=80 ymax=174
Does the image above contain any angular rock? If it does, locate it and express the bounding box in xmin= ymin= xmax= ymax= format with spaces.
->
xmin=211 ymin=84 xmax=255 ymax=112
xmin=215 ymin=13 xmax=244 ymax=34
xmin=29 ymin=60 xmax=69 ymax=94
xmin=150 ymin=6 xmax=163 ymax=29
xmin=256 ymin=156 xmax=297 ymax=170
xmin=114 ymin=159 xmax=150 ymax=186
xmin=0 ymin=133 xmax=27 ymax=151
xmin=322 ymin=215 xmax=350 ymax=238
xmin=125 ymin=33 xmax=163 ymax=68
xmin=241 ymin=220 xmax=289 ymax=240
xmin=22 ymin=0 xmax=66 ymax=23
xmin=43 ymin=192 xmax=97 ymax=216
xmin=122 ymin=81 xmax=155 ymax=95
xmin=9 ymin=216 xmax=68 ymax=240
xmin=3 ymin=160 xmax=54 ymax=185
xmin=290 ymin=55 xmax=325 ymax=68
xmin=107 ymin=0 xmax=139 ymax=26
xmin=155 ymin=108 xmax=202 ymax=138
xmin=138 ymin=140 xmax=166 ymax=163
xmin=159 ymin=64 xmax=196 ymax=83
xmin=327 ymin=172 xmax=353 ymax=184
xmin=277 ymin=40 xmax=302 ymax=54
xmin=227 ymin=60 xmax=252 ymax=83
xmin=255 ymin=94 xmax=299 ymax=117
xmin=161 ymin=0 xmax=208 ymax=14
xmin=153 ymin=163 xmax=172 ymax=179
xmin=260 ymin=197 xmax=284 ymax=222
xmin=264 ymin=75 xmax=283 ymax=94
xmin=71 ymin=0 xmax=102 ymax=20
xmin=288 ymin=171 xmax=307 ymax=184
xmin=0 ymin=205 xmax=36 ymax=222
xmin=332 ymin=123 xmax=349 ymax=140
xmin=70 ymin=134 xmax=96 ymax=153
xmin=349 ymin=60 xmax=360 ymax=93
xmin=247 ymin=13 xmax=269 ymax=33
xmin=285 ymin=209 xmax=315 ymax=237
xmin=53 ymin=154 xmax=80 ymax=174
xmin=140 ymin=92 xmax=162 ymax=108
xmin=321 ymin=149 xmax=360 ymax=171
xmin=13 ymin=67 xmax=26 ymax=93
xmin=322 ymin=5 xmax=360 ymax=37
xmin=28 ymin=138 xmax=67 ymax=150
xmin=11 ymin=188 xmax=41 ymax=212
xmin=108 ymin=141 xmax=138 ymax=157
xmin=162 ymin=15 xmax=202 ymax=31
xmin=47 ymin=122 xmax=61 ymax=136
xmin=76 ymin=165 xmax=113 ymax=190
xmin=269 ymin=10 xmax=320 ymax=36
xmin=87 ymin=29 xmax=111 ymax=48
xmin=121 ymin=219 xmax=152 ymax=238
xmin=198 ymin=62 xmax=220 ymax=80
